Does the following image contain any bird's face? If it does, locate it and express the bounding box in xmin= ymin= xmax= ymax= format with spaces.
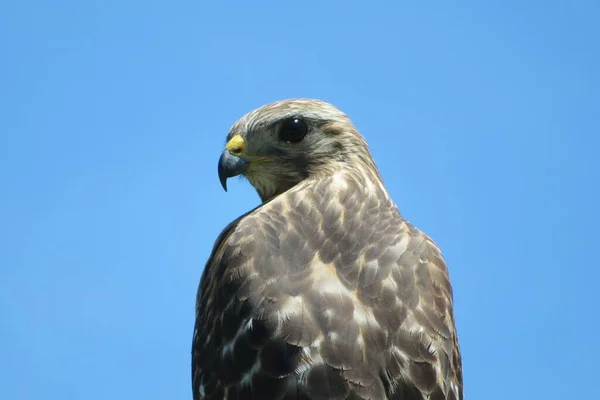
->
xmin=218 ymin=99 xmax=364 ymax=202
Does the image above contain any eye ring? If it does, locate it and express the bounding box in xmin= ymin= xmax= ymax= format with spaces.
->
xmin=279 ymin=118 xmax=308 ymax=143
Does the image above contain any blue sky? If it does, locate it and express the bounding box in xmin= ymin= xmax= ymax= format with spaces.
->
xmin=1 ymin=1 xmax=599 ymax=399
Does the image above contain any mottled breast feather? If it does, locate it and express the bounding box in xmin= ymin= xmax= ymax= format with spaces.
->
xmin=192 ymin=175 xmax=462 ymax=400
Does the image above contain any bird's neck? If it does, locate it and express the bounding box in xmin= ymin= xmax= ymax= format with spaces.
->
xmin=256 ymin=179 xmax=300 ymax=203
xmin=259 ymin=162 xmax=391 ymax=208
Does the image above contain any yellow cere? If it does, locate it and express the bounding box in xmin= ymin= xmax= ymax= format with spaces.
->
xmin=225 ymin=135 xmax=245 ymax=155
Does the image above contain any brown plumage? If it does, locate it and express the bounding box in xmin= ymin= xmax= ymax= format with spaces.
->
xmin=192 ymin=99 xmax=463 ymax=399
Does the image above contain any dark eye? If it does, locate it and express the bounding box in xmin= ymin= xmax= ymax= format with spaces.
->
xmin=279 ymin=118 xmax=308 ymax=143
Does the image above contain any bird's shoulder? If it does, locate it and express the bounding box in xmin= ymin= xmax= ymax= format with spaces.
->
xmin=194 ymin=179 xmax=462 ymax=399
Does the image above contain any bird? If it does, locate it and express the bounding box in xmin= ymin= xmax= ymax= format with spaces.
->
xmin=192 ymin=99 xmax=463 ymax=400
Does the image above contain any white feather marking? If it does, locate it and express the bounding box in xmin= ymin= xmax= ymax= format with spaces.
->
xmin=388 ymin=234 xmax=410 ymax=260
xmin=353 ymin=304 xmax=381 ymax=329
xmin=198 ymin=380 xmax=205 ymax=397
xmin=311 ymin=269 xmax=348 ymax=295
xmin=223 ymin=318 xmax=255 ymax=356
xmin=355 ymin=333 xmax=365 ymax=347
xmin=382 ymin=276 xmax=398 ymax=291
xmin=240 ymin=362 xmax=261 ymax=387
xmin=221 ymin=341 xmax=233 ymax=356
xmin=450 ymin=382 xmax=461 ymax=397
xmin=330 ymin=172 xmax=348 ymax=191
xmin=310 ymin=259 xmax=383 ymax=335
xmin=277 ymin=296 xmax=303 ymax=323
xmin=301 ymin=345 xmax=315 ymax=362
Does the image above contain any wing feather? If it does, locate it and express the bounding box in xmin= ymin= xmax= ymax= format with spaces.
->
xmin=192 ymin=176 xmax=462 ymax=400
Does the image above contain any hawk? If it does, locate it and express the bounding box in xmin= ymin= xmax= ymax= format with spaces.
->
xmin=192 ymin=99 xmax=463 ymax=400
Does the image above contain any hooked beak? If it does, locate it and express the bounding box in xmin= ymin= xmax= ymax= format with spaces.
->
xmin=218 ymin=150 xmax=250 ymax=191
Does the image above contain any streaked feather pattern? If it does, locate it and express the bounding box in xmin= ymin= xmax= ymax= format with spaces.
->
xmin=192 ymin=100 xmax=462 ymax=400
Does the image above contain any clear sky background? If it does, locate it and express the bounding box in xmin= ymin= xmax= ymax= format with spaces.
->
xmin=1 ymin=1 xmax=599 ymax=399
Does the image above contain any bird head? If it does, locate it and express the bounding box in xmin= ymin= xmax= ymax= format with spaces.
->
xmin=218 ymin=99 xmax=379 ymax=202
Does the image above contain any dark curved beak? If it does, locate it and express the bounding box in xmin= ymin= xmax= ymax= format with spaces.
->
xmin=218 ymin=151 xmax=250 ymax=191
